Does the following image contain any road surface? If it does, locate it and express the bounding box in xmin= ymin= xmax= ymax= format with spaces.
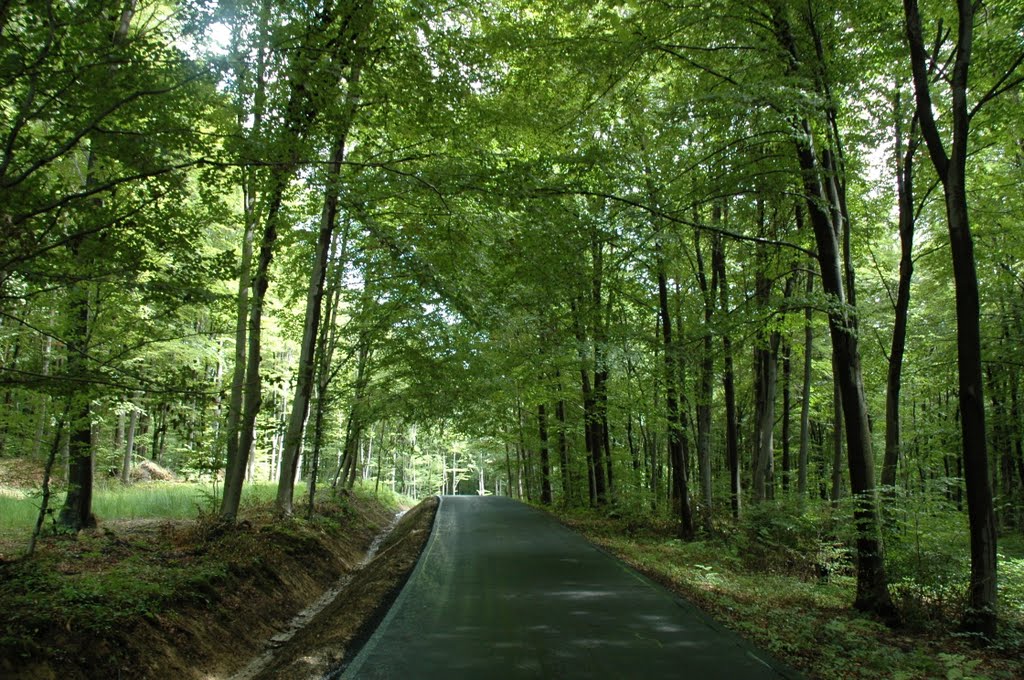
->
xmin=340 ymin=495 xmax=800 ymax=679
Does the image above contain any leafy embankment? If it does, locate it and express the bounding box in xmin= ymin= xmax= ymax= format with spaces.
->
xmin=555 ymin=506 xmax=1024 ymax=680
xmin=0 ymin=489 xmax=412 ymax=680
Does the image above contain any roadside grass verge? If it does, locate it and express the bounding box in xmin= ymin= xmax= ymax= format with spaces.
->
xmin=556 ymin=506 xmax=1024 ymax=680
xmin=0 ymin=481 xmax=310 ymax=536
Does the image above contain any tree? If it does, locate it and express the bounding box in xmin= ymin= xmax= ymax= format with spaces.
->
xmin=901 ymin=0 xmax=1021 ymax=636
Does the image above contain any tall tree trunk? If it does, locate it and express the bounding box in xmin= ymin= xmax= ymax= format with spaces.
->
xmin=29 ymin=400 xmax=71 ymax=556
xmin=883 ymin=97 xmax=920 ymax=496
xmin=555 ymin=371 xmax=572 ymax=504
xmin=798 ymin=266 xmax=814 ymax=498
xmin=904 ymin=0 xmax=997 ymax=635
xmin=225 ymin=178 xmax=285 ymax=518
xmin=538 ymin=403 xmax=552 ymax=505
xmin=572 ymin=300 xmax=605 ymax=505
xmin=770 ymin=3 xmax=895 ymax=619
xmin=220 ymin=0 xmax=269 ymax=519
xmin=306 ymin=223 xmax=349 ymax=517
xmin=58 ymin=0 xmax=138 ymax=532
xmin=278 ymin=144 xmax=346 ymax=512
xmin=590 ymin=227 xmax=612 ymax=501
xmin=830 ymin=367 xmax=844 ymax=504
xmin=221 ymin=1 xmax=336 ymax=518
xmin=713 ymin=234 xmax=741 ymax=519
xmin=57 ymin=268 xmax=95 ymax=531
xmin=694 ymin=227 xmax=715 ymax=530
xmin=277 ymin=55 xmax=363 ymax=514
xmin=120 ymin=397 xmax=139 ymax=485
xmin=658 ymin=257 xmax=695 ymax=540
xmin=781 ymin=337 xmax=792 ymax=494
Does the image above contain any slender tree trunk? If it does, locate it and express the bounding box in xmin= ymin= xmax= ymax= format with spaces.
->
xmin=120 ymin=398 xmax=138 ymax=485
xmin=798 ymin=267 xmax=814 ymax=497
xmin=884 ymin=98 xmax=919 ymax=496
xmin=306 ymin=231 xmax=349 ymax=518
xmin=556 ymin=390 xmax=571 ymax=504
xmin=220 ymin=1 xmax=269 ymax=518
xmin=225 ymin=179 xmax=285 ymax=518
xmin=221 ymin=213 xmax=255 ymax=512
xmin=29 ymin=400 xmax=70 ymax=556
xmin=781 ymin=338 xmax=792 ymax=493
xmin=277 ymin=58 xmax=363 ymax=514
xmin=58 ymin=0 xmax=138 ymax=532
xmin=904 ymin=0 xmax=997 ymax=635
xmin=58 ymin=242 xmax=95 ymax=532
xmin=658 ymin=257 xmax=695 ymax=540
xmin=769 ymin=3 xmax=895 ymax=619
xmin=538 ymin=403 xmax=552 ymax=505
xmin=831 ymin=367 xmax=845 ymax=504
xmin=713 ymin=235 xmax=741 ymax=519
xmin=504 ymin=441 xmax=514 ymax=499
xmin=573 ymin=301 xmax=604 ymax=505
xmin=277 ymin=145 xmax=345 ymax=512
xmin=694 ymin=227 xmax=715 ymax=530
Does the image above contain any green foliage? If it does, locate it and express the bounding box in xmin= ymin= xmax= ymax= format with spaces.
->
xmin=558 ymin=506 xmax=1023 ymax=679
xmin=884 ymin=496 xmax=975 ymax=627
xmin=736 ymin=500 xmax=851 ymax=581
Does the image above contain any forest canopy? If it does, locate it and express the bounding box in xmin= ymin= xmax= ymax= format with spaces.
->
xmin=1 ymin=0 xmax=1023 ymax=642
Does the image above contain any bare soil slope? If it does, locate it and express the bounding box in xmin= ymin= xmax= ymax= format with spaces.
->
xmin=0 ymin=492 xmax=437 ymax=680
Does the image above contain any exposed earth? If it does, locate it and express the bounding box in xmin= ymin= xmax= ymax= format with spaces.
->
xmin=0 ymin=492 xmax=438 ymax=680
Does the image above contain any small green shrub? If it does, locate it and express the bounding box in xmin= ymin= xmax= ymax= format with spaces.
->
xmin=884 ymin=498 xmax=973 ymax=626
xmin=736 ymin=500 xmax=850 ymax=580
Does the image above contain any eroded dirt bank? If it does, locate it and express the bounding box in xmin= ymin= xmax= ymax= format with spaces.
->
xmin=247 ymin=495 xmax=438 ymax=679
xmin=0 ymin=493 xmax=437 ymax=680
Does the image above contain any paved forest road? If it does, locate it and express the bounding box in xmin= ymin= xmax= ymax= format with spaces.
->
xmin=340 ymin=496 xmax=800 ymax=679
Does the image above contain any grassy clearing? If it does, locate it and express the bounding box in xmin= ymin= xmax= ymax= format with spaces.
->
xmin=557 ymin=507 xmax=1024 ymax=680
xmin=0 ymin=481 xmax=311 ymax=535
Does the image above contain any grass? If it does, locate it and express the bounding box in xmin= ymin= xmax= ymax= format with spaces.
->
xmin=0 ymin=480 xmax=310 ymax=535
xmin=555 ymin=505 xmax=1024 ymax=680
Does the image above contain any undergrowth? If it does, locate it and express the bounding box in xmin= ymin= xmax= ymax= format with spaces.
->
xmin=0 ymin=485 xmax=402 ymax=676
xmin=556 ymin=500 xmax=1024 ymax=680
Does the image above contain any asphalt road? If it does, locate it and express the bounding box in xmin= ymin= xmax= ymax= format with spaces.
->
xmin=340 ymin=495 xmax=800 ymax=679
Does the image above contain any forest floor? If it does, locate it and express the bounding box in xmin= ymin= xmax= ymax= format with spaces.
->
xmin=0 ymin=470 xmax=437 ymax=680
xmin=555 ymin=506 xmax=1024 ymax=680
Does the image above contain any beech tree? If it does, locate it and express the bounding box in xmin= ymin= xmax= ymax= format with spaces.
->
xmin=902 ymin=0 xmax=1023 ymax=637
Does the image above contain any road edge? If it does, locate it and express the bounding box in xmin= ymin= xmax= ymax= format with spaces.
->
xmin=334 ymin=495 xmax=446 ymax=680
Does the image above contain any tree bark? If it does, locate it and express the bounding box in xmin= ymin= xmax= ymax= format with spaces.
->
xmin=657 ymin=257 xmax=695 ymax=540
xmin=120 ymin=397 xmax=139 ymax=485
xmin=555 ymin=371 xmax=572 ymax=504
xmin=572 ymin=300 xmax=605 ymax=505
xmin=713 ymin=234 xmax=741 ymax=519
xmin=830 ymin=363 xmax=844 ymax=504
xmin=220 ymin=0 xmax=269 ymax=520
xmin=904 ymin=0 xmax=998 ymax=635
xmin=277 ymin=53 xmax=363 ymax=513
xmin=883 ymin=97 xmax=920 ymax=495
xmin=58 ymin=0 xmax=139 ymax=533
xmin=770 ymin=1 xmax=896 ymax=619
xmin=753 ymin=237 xmax=780 ymax=502
xmin=798 ymin=265 xmax=814 ymax=498
xmin=538 ymin=403 xmax=552 ymax=505
xmin=694 ymin=228 xmax=715 ymax=530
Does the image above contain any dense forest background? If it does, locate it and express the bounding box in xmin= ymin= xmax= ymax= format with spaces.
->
xmin=1 ymin=0 xmax=1023 ymax=642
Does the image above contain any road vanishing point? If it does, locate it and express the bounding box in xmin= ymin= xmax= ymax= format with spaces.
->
xmin=341 ymin=495 xmax=801 ymax=679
